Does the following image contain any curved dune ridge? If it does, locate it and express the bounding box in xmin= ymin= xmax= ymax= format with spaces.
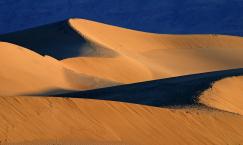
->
xmin=64 ymin=18 xmax=243 ymax=83
xmin=55 ymin=68 xmax=243 ymax=107
xmin=199 ymin=76 xmax=243 ymax=115
xmin=0 ymin=96 xmax=243 ymax=145
xmin=0 ymin=42 xmax=118 ymax=96
xmin=0 ymin=18 xmax=243 ymax=145
xmin=1 ymin=18 xmax=243 ymax=84
xmin=0 ymin=18 xmax=243 ymax=110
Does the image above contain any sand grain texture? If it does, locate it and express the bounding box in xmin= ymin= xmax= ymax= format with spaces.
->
xmin=1 ymin=18 xmax=243 ymax=145
xmin=63 ymin=19 xmax=243 ymax=83
xmin=0 ymin=42 xmax=117 ymax=96
xmin=200 ymin=76 xmax=243 ymax=115
xmin=0 ymin=96 xmax=243 ymax=145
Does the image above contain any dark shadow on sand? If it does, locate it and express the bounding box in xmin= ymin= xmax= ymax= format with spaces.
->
xmin=54 ymin=68 xmax=243 ymax=107
xmin=0 ymin=20 xmax=118 ymax=60
xmin=0 ymin=20 xmax=85 ymax=60
xmin=20 ymin=88 xmax=73 ymax=97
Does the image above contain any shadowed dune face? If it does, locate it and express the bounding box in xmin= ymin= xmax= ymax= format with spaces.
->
xmin=0 ymin=21 xmax=118 ymax=60
xmin=199 ymin=76 xmax=243 ymax=115
xmin=0 ymin=96 xmax=243 ymax=145
xmin=56 ymin=69 xmax=243 ymax=107
xmin=0 ymin=42 xmax=118 ymax=96
xmin=1 ymin=18 xmax=243 ymax=96
xmin=0 ymin=21 xmax=84 ymax=60
xmin=0 ymin=17 xmax=243 ymax=145
xmin=0 ymin=19 xmax=243 ymax=96
xmin=1 ymin=18 xmax=243 ymax=84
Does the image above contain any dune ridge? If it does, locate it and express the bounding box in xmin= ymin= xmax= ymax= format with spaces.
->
xmin=64 ymin=19 xmax=243 ymax=83
xmin=199 ymin=76 xmax=243 ymax=115
xmin=0 ymin=42 xmax=118 ymax=96
xmin=2 ymin=18 xmax=243 ymax=84
xmin=1 ymin=19 xmax=243 ymax=110
xmin=55 ymin=68 xmax=243 ymax=108
xmin=0 ymin=18 xmax=243 ymax=145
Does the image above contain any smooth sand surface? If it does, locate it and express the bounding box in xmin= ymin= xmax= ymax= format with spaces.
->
xmin=1 ymin=18 xmax=243 ymax=145
xmin=0 ymin=96 xmax=243 ymax=145
xmin=200 ymin=76 xmax=243 ymax=115
xmin=0 ymin=42 xmax=117 ymax=96
xmin=63 ymin=18 xmax=243 ymax=83
xmin=1 ymin=19 xmax=243 ymax=87
xmin=6 ymin=140 xmax=131 ymax=145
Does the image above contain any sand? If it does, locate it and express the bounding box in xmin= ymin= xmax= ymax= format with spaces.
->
xmin=200 ymin=76 xmax=243 ymax=115
xmin=0 ymin=18 xmax=243 ymax=145
xmin=1 ymin=18 xmax=243 ymax=90
xmin=62 ymin=19 xmax=243 ymax=84
xmin=0 ymin=42 xmax=117 ymax=96
xmin=0 ymin=96 xmax=242 ymax=145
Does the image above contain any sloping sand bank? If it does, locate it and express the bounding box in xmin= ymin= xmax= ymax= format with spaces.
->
xmin=2 ymin=18 xmax=243 ymax=84
xmin=55 ymin=68 xmax=243 ymax=107
xmin=0 ymin=42 xmax=118 ymax=96
xmin=0 ymin=18 xmax=243 ymax=145
xmin=0 ymin=96 xmax=242 ymax=145
xmin=65 ymin=19 xmax=243 ymax=83
xmin=199 ymin=76 xmax=243 ymax=115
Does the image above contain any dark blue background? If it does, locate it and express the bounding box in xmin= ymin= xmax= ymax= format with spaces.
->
xmin=0 ymin=0 xmax=243 ymax=35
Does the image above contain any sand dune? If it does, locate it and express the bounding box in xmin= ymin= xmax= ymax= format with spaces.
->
xmin=56 ymin=68 xmax=243 ymax=107
xmin=0 ymin=42 xmax=117 ymax=96
xmin=63 ymin=19 xmax=243 ymax=83
xmin=63 ymin=56 xmax=153 ymax=83
xmin=199 ymin=76 xmax=243 ymax=115
xmin=0 ymin=21 xmax=89 ymax=60
xmin=0 ymin=18 xmax=243 ymax=145
xmin=1 ymin=18 xmax=243 ymax=107
xmin=0 ymin=96 xmax=243 ymax=145
xmin=2 ymin=18 xmax=243 ymax=84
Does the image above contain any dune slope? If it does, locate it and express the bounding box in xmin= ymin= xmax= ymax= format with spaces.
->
xmin=0 ymin=42 xmax=117 ymax=96
xmin=2 ymin=19 xmax=243 ymax=84
xmin=64 ymin=19 xmax=243 ymax=83
xmin=199 ymin=76 xmax=243 ymax=115
xmin=56 ymin=69 xmax=243 ymax=107
xmin=0 ymin=96 xmax=243 ymax=145
xmin=0 ymin=21 xmax=91 ymax=60
xmin=0 ymin=18 xmax=243 ymax=145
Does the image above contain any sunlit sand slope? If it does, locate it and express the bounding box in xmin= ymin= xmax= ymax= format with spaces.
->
xmin=55 ymin=69 xmax=243 ymax=107
xmin=6 ymin=140 xmax=131 ymax=145
xmin=0 ymin=96 xmax=243 ymax=145
xmin=0 ymin=42 xmax=117 ymax=96
xmin=64 ymin=18 xmax=243 ymax=83
xmin=1 ymin=18 xmax=243 ymax=84
xmin=199 ymin=76 xmax=243 ymax=115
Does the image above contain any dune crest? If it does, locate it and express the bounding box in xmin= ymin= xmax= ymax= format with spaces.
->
xmin=2 ymin=18 xmax=243 ymax=84
xmin=0 ymin=18 xmax=243 ymax=145
xmin=0 ymin=42 xmax=117 ymax=96
xmin=199 ymin=76 xmax=243 ymax=115
xmin=64 ymin=18 xmax=243 ymax=83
